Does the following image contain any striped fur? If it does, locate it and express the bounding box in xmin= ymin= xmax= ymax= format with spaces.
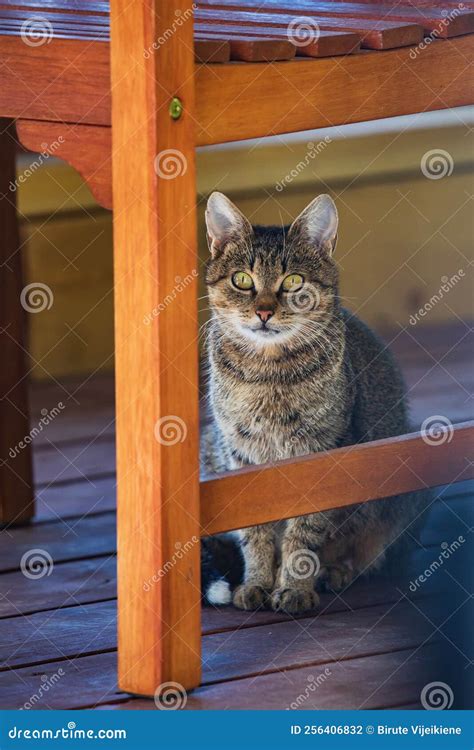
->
xmin=201 ymin=193 xmax=426 ymax=614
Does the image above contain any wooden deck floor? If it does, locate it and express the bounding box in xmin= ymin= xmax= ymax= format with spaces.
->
xmin=0 ymin=322 xmax=472 ymax=710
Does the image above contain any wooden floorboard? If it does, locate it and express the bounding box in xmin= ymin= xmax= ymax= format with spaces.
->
xmin=0 ymin=513 xmax=116 ymax=571
xmin=0 ymin=600 xmax=116 ymax=671
xmin=0 ymin=556 xmax=116 ymax=619
xmin=96 ymin=646 xmax=439 ymax=711
xmin=35 ymin=476 xmax=116 ymax=522
xmin=0 ymin=320 xmax=471 ymax=710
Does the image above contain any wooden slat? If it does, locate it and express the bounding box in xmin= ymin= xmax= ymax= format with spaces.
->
xmin=0 ymin=0 xmax=108 ymax=10
xmin=0 ymin=120 xmax=33 ymax=525
xmin=195 ymin=22 xmax=361 ymax=57
xmin=33 ymin=437 xmax=115 ymax=486
xmin=111 ymin=0 xmax=201 ymax=696
xmin=341 ymin=0 xmax=474 ymax=7
xmin=196 ymin=7 xmax=424 ymax=50
xmin=0 ymin=596 xmax=434 ymax=677
xmin=101 ymin=646 xmax=439 ymax=710
xmin=0 ymin=34 xmax=472 ymax=139
xmin=198 ymin=32 xmax=296 ymax=61
xmin=202 ymin=602 xmax=436 ymax=684
xmin=0 ymin=513 xmax=116 ymax=571
xmin=0 ymin=600 xmax=116 ymax=670
xmin=200 ymin=422 xmax=474 ymax=535
xmin=0 ymin=7 xmax=231 ymax=62
xmin=36 ymin=476 xmax=116 ymax=521
xmin=0 ymin=651 xmax=123 ymax=710
xmin=0 ymin=555 xmax=116 ymax=618
xmin=194 ymin=37 xmax=230 ymax=63
xmin=189 ymin=644 xmax=439 ymax=709
xmin=198 ymin=0 xmax=474 ymax=37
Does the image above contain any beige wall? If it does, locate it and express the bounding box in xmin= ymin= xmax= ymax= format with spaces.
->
xmin=18 ymin=109 xmax=473 ymax=379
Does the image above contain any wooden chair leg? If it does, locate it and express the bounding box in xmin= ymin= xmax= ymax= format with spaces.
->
xmin=111 ymin=2 xmax=201 ymax=696
xmin=0 ymin=120 xmax=33 ymax=526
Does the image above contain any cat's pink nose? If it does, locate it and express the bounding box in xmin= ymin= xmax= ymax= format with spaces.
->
xmin=256 ymin=309 xmax=273 ymax=323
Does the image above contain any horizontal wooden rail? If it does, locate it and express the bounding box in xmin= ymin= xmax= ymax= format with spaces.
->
xmin=200 ymin=421 xmax=474 ymax=535
xmin=1 ymin=35 xmax=473 ymax=143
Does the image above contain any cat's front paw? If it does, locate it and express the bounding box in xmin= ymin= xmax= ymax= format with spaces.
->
xmin=318 ymin=563 xmax=354 ymax=592
xmin=271 ymin=586 xmax=320 ymax=614
xmin=233 ymin=583 xmax=269 ymax=611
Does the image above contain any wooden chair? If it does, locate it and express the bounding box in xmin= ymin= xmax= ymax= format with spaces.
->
xmin=0 ymin=0 xmax=473 ymax=697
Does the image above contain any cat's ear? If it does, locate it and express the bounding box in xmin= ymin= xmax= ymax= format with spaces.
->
xmin=289 ymin=194 xmax=338 ymax=255
xmin=205 ymin=192 xmax=252 ymax=257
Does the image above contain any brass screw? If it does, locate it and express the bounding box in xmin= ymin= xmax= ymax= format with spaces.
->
xmin=169 ymin=97 xmax=183 ymax=120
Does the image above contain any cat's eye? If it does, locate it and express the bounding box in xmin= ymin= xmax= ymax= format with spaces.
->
xmin=281 ymin=273 xmax=304 ymax=292
xmin=232 ymin=271 xmax=254 ymax=290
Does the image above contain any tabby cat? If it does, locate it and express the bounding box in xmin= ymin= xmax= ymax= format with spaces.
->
xmin=201 ymin=191 xmax=423 ymax=614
